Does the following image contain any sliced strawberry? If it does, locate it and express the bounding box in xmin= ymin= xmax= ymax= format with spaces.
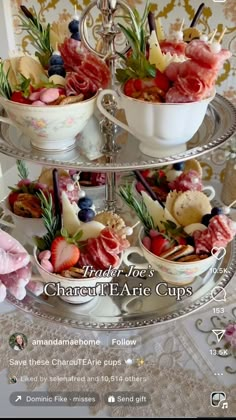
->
xmin=50 ymin=237 xmax=80 ymax=273
xmin=11 ymin=91 xmax=32 ymax=104
xmin=150 ymin=235 xmax=170 ymax=256
xmin=8 ymin=192 xmax=20 ymax=209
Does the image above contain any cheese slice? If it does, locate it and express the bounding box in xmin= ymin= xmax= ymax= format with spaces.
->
xmin=18 ymin=56 xmax=45 ymax=85
xmin=148 ymin=30 xmax=166 ymax=72
xmin=3 ymin=58 xmax=19 ymax=89
xmin=141 ymin=191 xmax=165 ymax=230
xmin=62 ymin=191 xmax=81 ymax=236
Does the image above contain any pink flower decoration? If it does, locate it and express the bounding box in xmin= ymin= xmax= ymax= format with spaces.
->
xmin=225 ymin=323 xmax=236 ymax=348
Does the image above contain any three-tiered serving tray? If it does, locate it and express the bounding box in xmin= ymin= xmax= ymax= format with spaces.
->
xmin=0 ymin=0 xmax=236 ymax=329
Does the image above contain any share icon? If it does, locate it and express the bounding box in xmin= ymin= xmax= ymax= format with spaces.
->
xmin=212 ymin=329 xmax=226 ymax=343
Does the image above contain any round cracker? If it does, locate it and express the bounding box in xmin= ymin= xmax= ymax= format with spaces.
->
xmin=173 ymin=191 xmax=211 ymax=226
xmin=38 ymin=168 xmax=69 ymax=187
xmin=165 ymin=191 xmax=181 ymax=215
xmin=184 ymin=159 xmax=202 ymax=177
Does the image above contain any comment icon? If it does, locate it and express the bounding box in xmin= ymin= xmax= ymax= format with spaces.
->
xmin=211 ymin=286 xmax=227 ymax=302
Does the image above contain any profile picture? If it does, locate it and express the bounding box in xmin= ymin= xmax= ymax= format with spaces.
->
xmin=9 ymin=333 xmax=27 ymax=351
xmin=9 ymin=376 xmax=17 ymax=384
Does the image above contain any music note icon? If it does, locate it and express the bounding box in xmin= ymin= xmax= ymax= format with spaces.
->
xmin=222 ymin=402 xmax=228 ymax=410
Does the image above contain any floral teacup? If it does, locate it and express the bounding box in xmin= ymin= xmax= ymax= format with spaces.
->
xmin=123 ymin=228 xmax=217 ymax=285
xmin=0 ymin=94 xmax=97 ymax=151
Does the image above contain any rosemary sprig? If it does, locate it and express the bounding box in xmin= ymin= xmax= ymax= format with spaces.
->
xmin=116 ymin=2 xmax=156 ymax=83
xmin=0 ymin=61 xmax=12 ymax=99
xmin=19 ymin=5 xmax=53 ymax=68
xmin=119 ymin=184 xmax=154 ymax=233
xmin=34 ymin=191 xmax=60 ymax=251
xmin=17 ymin=160 xmax=29 ymax=180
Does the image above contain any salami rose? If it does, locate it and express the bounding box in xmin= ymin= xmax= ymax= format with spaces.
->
xmin=59 ymin=38 xmax=110 ymax=98
xmin=78 ymin=227 xmax=129 ymax=271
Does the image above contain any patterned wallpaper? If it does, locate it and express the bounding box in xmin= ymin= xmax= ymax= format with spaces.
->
xmin=10 ymin=0 xmax=236 ymax=104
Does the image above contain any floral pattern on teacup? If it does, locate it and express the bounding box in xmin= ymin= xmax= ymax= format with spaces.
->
xmin=155 ymin=263 xmax=199 ymax=276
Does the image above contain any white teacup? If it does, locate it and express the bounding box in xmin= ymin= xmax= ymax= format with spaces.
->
xmin=97 ymin=87 xmax=215 ymax=157
xmin=123 ymin=228 xmax=217 ymax=285
xmin=0 ymin=94 xmax=97 ymax=151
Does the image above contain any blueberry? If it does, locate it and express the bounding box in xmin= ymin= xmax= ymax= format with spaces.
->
xmin=71 ymin=32 xmax=81 ymax=41
xmin=68 ymin=19 xmax=79 ymax=34
xmin=173 ymin=162 xmax=184 ymax=171
xmin=186 ymin=236 xmax=195 ymax=246
xmin=49 ymin=54 xmax=64 ymax=66
xmin=78 ymin=208 xmax=95 ymax=223
xmin=211 ymin=207 xmax=223 ymax=216
xmin=78 ymin=196 xmax=93 ymax=209
xmin=202 ymin=213 xmax=212 ymax=226
xmin=48 ymin=65 xmax=66 ymax=78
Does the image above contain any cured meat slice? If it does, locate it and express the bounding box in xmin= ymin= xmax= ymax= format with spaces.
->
xmin=78 ymin=227 xmax=125 ymax=271
xmin=65 ymin=71 xmax=97 ymax=98
xmin=165 ymin=87 xmax=193 ymax=103
xmin=60 ymin=38 xmax=110 ymax=97
xmin=193 ymin=215 xmax=236 ymax=254
xmin=59 ymin=38 xmax=83 ymax=70
xmin=169 ymin=170 xmax=203 ymax=192
xmin=160 ymin=40 xmax=187 ymax=56
xmin=185 ymin=40 xmax=232 ymax=69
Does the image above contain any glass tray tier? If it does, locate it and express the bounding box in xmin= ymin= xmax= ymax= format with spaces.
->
xmin=1 ymin=213 xmax=235 ymax=331
xmin=0 ymin=94 xmax=236 ymax=171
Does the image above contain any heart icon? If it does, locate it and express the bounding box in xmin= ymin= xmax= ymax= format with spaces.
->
xmin=211 ymin=247 xmax=226 ymax=260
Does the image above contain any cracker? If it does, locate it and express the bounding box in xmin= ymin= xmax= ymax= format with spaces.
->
xmin=49 ymin=95 xmax=66 ymax=105
xmin=173 ymin=191 xmax=211 ymax=226
xmin=184 ymin=159 xmax=202 ymax=177
xmin=177 ymin=254 xmax=200 ymax=262
xmin=159 ymin=245 xmax=183 ymax=259
xmin=59 ymin=94 xmax=84 ymax=105
xmin=166 ymin=245 xmax=195 ymax=261
xmin=165 ymin=191 xmax=181 ymax=215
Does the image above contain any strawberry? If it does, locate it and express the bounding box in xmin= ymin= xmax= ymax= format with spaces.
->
xmin=140 ymin=169 xmax=152 ymax=179
xmin=150 ymin=235 xmax=170 ymax=256
xmin=11 ymin=91 xmax=32 ymax=104
xmin=17 ymin=179 xmax=32 ymax=188
xmin=8 ymin=192 xmax=20 ymax=209
xmin=124 ymin=79 xmax=136 ymax=97
xmin=50 ymin=237 xmax=80 ymax=273
xmin=154 ymin=70 xmax=170 ymax=92
xmin=176 ymin=237 xmax=187 ymax=246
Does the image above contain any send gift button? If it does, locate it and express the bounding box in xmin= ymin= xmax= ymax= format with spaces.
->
xmin=105 ymin=392 xmax=150 ymax=406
